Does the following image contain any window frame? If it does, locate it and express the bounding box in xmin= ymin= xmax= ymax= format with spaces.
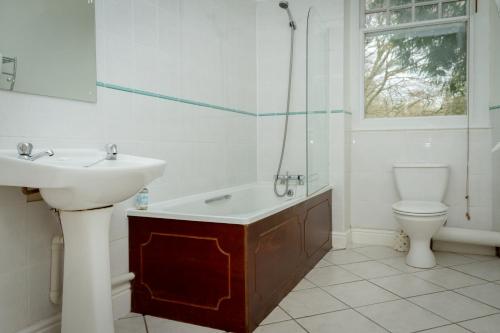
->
xmin=358 ymin=0 xmax=472 ymax=127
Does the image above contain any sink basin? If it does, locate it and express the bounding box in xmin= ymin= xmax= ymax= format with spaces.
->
xmin=0 ymin=147 xmax=166 ymax=333
xmin=0 ymin=149 xmax=165 ymax=210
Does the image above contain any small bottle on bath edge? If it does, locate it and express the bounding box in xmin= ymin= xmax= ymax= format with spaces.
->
xmin=136 ymin=188 xmax=149 ymax=210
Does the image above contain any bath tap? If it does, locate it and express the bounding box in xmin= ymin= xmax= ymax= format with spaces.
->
xmin=105 ymin=143 xmax=118 ymax=160
xmin=276 ymin=174 xmax=305 ymax=186
xmin=17 ymin=142 xmax=54 ymax=161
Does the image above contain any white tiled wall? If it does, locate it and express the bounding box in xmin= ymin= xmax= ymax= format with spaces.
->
xmin=0 ymin=0 xmax=257 ymax=332
xmin=491 ymin=110 xmax=500 ymax=232
xmin=350 ymin=129 xmax=493 ymax=231
xmin=346 ymin=0 xmax=495 ymax=235
xmin=490 ymin=3 xmax=500 ymax=232
xmin=256 ymin=0 xmax=311 ymax=183
xmin=256 ymin=0 xmax=349 ymax=235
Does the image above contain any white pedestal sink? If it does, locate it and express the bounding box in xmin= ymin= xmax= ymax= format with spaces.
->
xmin=0 ymin=147 xmax=166 ymax=333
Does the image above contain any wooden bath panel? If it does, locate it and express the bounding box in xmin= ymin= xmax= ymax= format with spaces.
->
xmin=304 ymin=198 xmax=333 ymax=258
xmin=129 ymin=189 xmax=332 ymax=333
xmin=253 ymin=215 xmax=302 ymax=300
xmin=140 ymin=232 xmax=231 ymax=310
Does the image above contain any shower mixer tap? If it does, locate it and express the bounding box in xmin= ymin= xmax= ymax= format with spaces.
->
xmin=275 ymin=174 xmax=305 ymax=186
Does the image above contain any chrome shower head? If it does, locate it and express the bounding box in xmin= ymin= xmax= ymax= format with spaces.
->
xmin=279 ymin=1 xmax=289 ymax=9
xmin=279 ymin=1 xmax=297 ymax=30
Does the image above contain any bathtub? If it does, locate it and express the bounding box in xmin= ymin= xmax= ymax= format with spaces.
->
xmin=128 ymin=183 xmax=332 ymax=333
xmin=128 ymin=182 xmax=330 ymax=224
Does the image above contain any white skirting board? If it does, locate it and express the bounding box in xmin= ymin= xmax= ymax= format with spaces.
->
xmin=350 ymin=228 xmax=397 ymax=247
xmin=17 ymin=281 xmax=132 ymax=333
xmin=332 ymin=230 xmax=351 ymax=249
xmin=348 ymin=227 xmax=498 ymax=255
xmin=432 ymin=240 xmax=496 ymax=256
xmin=16 ymin=314 xmax=61 ymax=333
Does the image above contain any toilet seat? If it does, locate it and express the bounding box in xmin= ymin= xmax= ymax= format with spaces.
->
xmin=392 ymin=200 xmax=448 ymax=217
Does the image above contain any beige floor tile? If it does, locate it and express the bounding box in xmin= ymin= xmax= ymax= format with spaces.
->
xmin=297 ymin=309 xmax=387 ymax=333
xmin=314 ymin=259 xmax=332 ymax=268
xmin=322 ymin=249 xmax=371 ymax=265
xmin=279 ymin=287 xmax=347 ymax=318
xmin=255 ymin=320 xmax=306 ymax=333
xmin=413 ymin=268 xmax=487 ymax=289
xmin=462 ymin=254 xmax=500 ymax=262
xmin=370 ymin=274 xmax=444 ymax=297
xmin=115 ymin=316 xmax=147 ymax=333
xmin=408 ymin=291 xmax=499 ymax=322
xmin=145 ymin=316 xmax=223 ymax=333
xmin=306 ymin=265 xmax=362 ymax=286
xmin=120 ymin=313 xmax=143 ymax=319
xmin=260 ymin=306 xmax=291 ymax=325
xmin=341 ymin=261 xmax=402 ymax=279
xmin=379 ymin=256 xmax=430 ymax=273
xmin=452 ymin=261 xmax=500 ymax=281
xmin=323 ymin=280 xmax=399 ymax=307
xmin=353 ymin=246 xmax=406 ymax=260
xmin=459 ymin=314 xmax=500 ymax=333
xmin=455 ymin=283 xmax=500 ymax=308
xmin=292 ymin=278 xmax=316 ymax=291
xmin=419 ymin=324 xmax=471 ymax=333
xmin=433 ymin=252 xmax=477 ymax=267
xmin=357 ymin=299 xmax=450 ymax=333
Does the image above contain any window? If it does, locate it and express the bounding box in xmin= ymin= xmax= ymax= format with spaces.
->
xmin=362 ymin=0 xmax=468 ymax=118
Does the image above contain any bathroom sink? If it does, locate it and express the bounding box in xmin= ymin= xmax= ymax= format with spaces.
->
xmin=0 ymin=148 xmax=165 ymax=210
xmin=0 ymin=146 xmax=165 ymax=333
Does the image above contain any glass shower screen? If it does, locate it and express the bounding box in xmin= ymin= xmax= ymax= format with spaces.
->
xmin=306 ymin=7 xmax=330 ymax=196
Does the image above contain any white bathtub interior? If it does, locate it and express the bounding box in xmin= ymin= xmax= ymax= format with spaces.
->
xmin=128 ymin=183 xmax=331 ymax=224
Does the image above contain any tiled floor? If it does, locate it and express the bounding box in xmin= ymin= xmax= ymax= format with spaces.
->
xmin=115 ymin=245 xmax=500 ymax=333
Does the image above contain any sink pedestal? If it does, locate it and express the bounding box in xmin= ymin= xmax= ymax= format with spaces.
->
xmin=60 ymin=207 xmax=115 ymax=333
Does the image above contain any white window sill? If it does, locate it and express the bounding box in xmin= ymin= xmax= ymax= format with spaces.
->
xmin=352 ymin=115 xmax=491 ymax=131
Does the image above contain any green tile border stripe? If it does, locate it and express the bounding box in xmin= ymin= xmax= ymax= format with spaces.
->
xmin=96 ymin=81 xmax=352 ymax=117
xmin=96 ymin=81 xmax=257 ymax=117
xmin=490 ymin=105 xmax=500 ymax=111
xmin=259 ymin=110 xmax=351 ymax=116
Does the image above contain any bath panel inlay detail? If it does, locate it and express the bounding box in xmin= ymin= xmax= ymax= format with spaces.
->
xmin=140 ymin=232 xmax=231 ymax=310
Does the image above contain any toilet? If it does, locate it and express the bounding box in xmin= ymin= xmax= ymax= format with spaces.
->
xmin=392 ymin=163 xmax=449 ymax=268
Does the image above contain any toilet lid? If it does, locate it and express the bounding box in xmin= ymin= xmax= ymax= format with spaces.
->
xmin=392 ymin=201 xmax=448 ymax=216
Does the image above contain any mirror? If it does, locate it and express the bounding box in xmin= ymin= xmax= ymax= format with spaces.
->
xmin=0 ymin=0 xmax=96 ymax=102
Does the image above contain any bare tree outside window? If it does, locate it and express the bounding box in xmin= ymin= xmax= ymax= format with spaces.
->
xmin=362 ymin=0 xmax=468 ymax=118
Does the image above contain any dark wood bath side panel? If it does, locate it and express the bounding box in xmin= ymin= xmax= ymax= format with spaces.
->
xmin=129 ymin=217 xmax=247 ymax=333
xmin=129 ymin=189 xmax=332 ymax=333
xmin=304 ymin=191 xmax=333 ymax=263
xmin=246 ymin=189 xmax=332 ymax=331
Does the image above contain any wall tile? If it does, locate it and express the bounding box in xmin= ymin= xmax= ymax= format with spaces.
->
xmin=0 ymin=203 xmax=27 ymax=275
xmin=0 ymin=269 xmax=29 ymax=332
xmin=350 ymin=128 xmax=493 ymax=231
xmin=0 ymin=0 xmax=258 ymax=330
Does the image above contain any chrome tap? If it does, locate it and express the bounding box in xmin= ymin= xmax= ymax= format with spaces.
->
xmin=105 ymin=144 xmax=118 ymax=160
xmin=275 ymin=174 xmax=305 ymax=186
xmin=84 ymin=144 xmax=118 ymax=168
xmin=17 ymin=142 xmax=54 ymax=161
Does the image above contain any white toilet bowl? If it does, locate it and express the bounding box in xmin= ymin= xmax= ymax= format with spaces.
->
xmin=392 ymin=163 xmax=449 ymax=269
xmin=392 ymin=201 xmax=448 ymax=268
